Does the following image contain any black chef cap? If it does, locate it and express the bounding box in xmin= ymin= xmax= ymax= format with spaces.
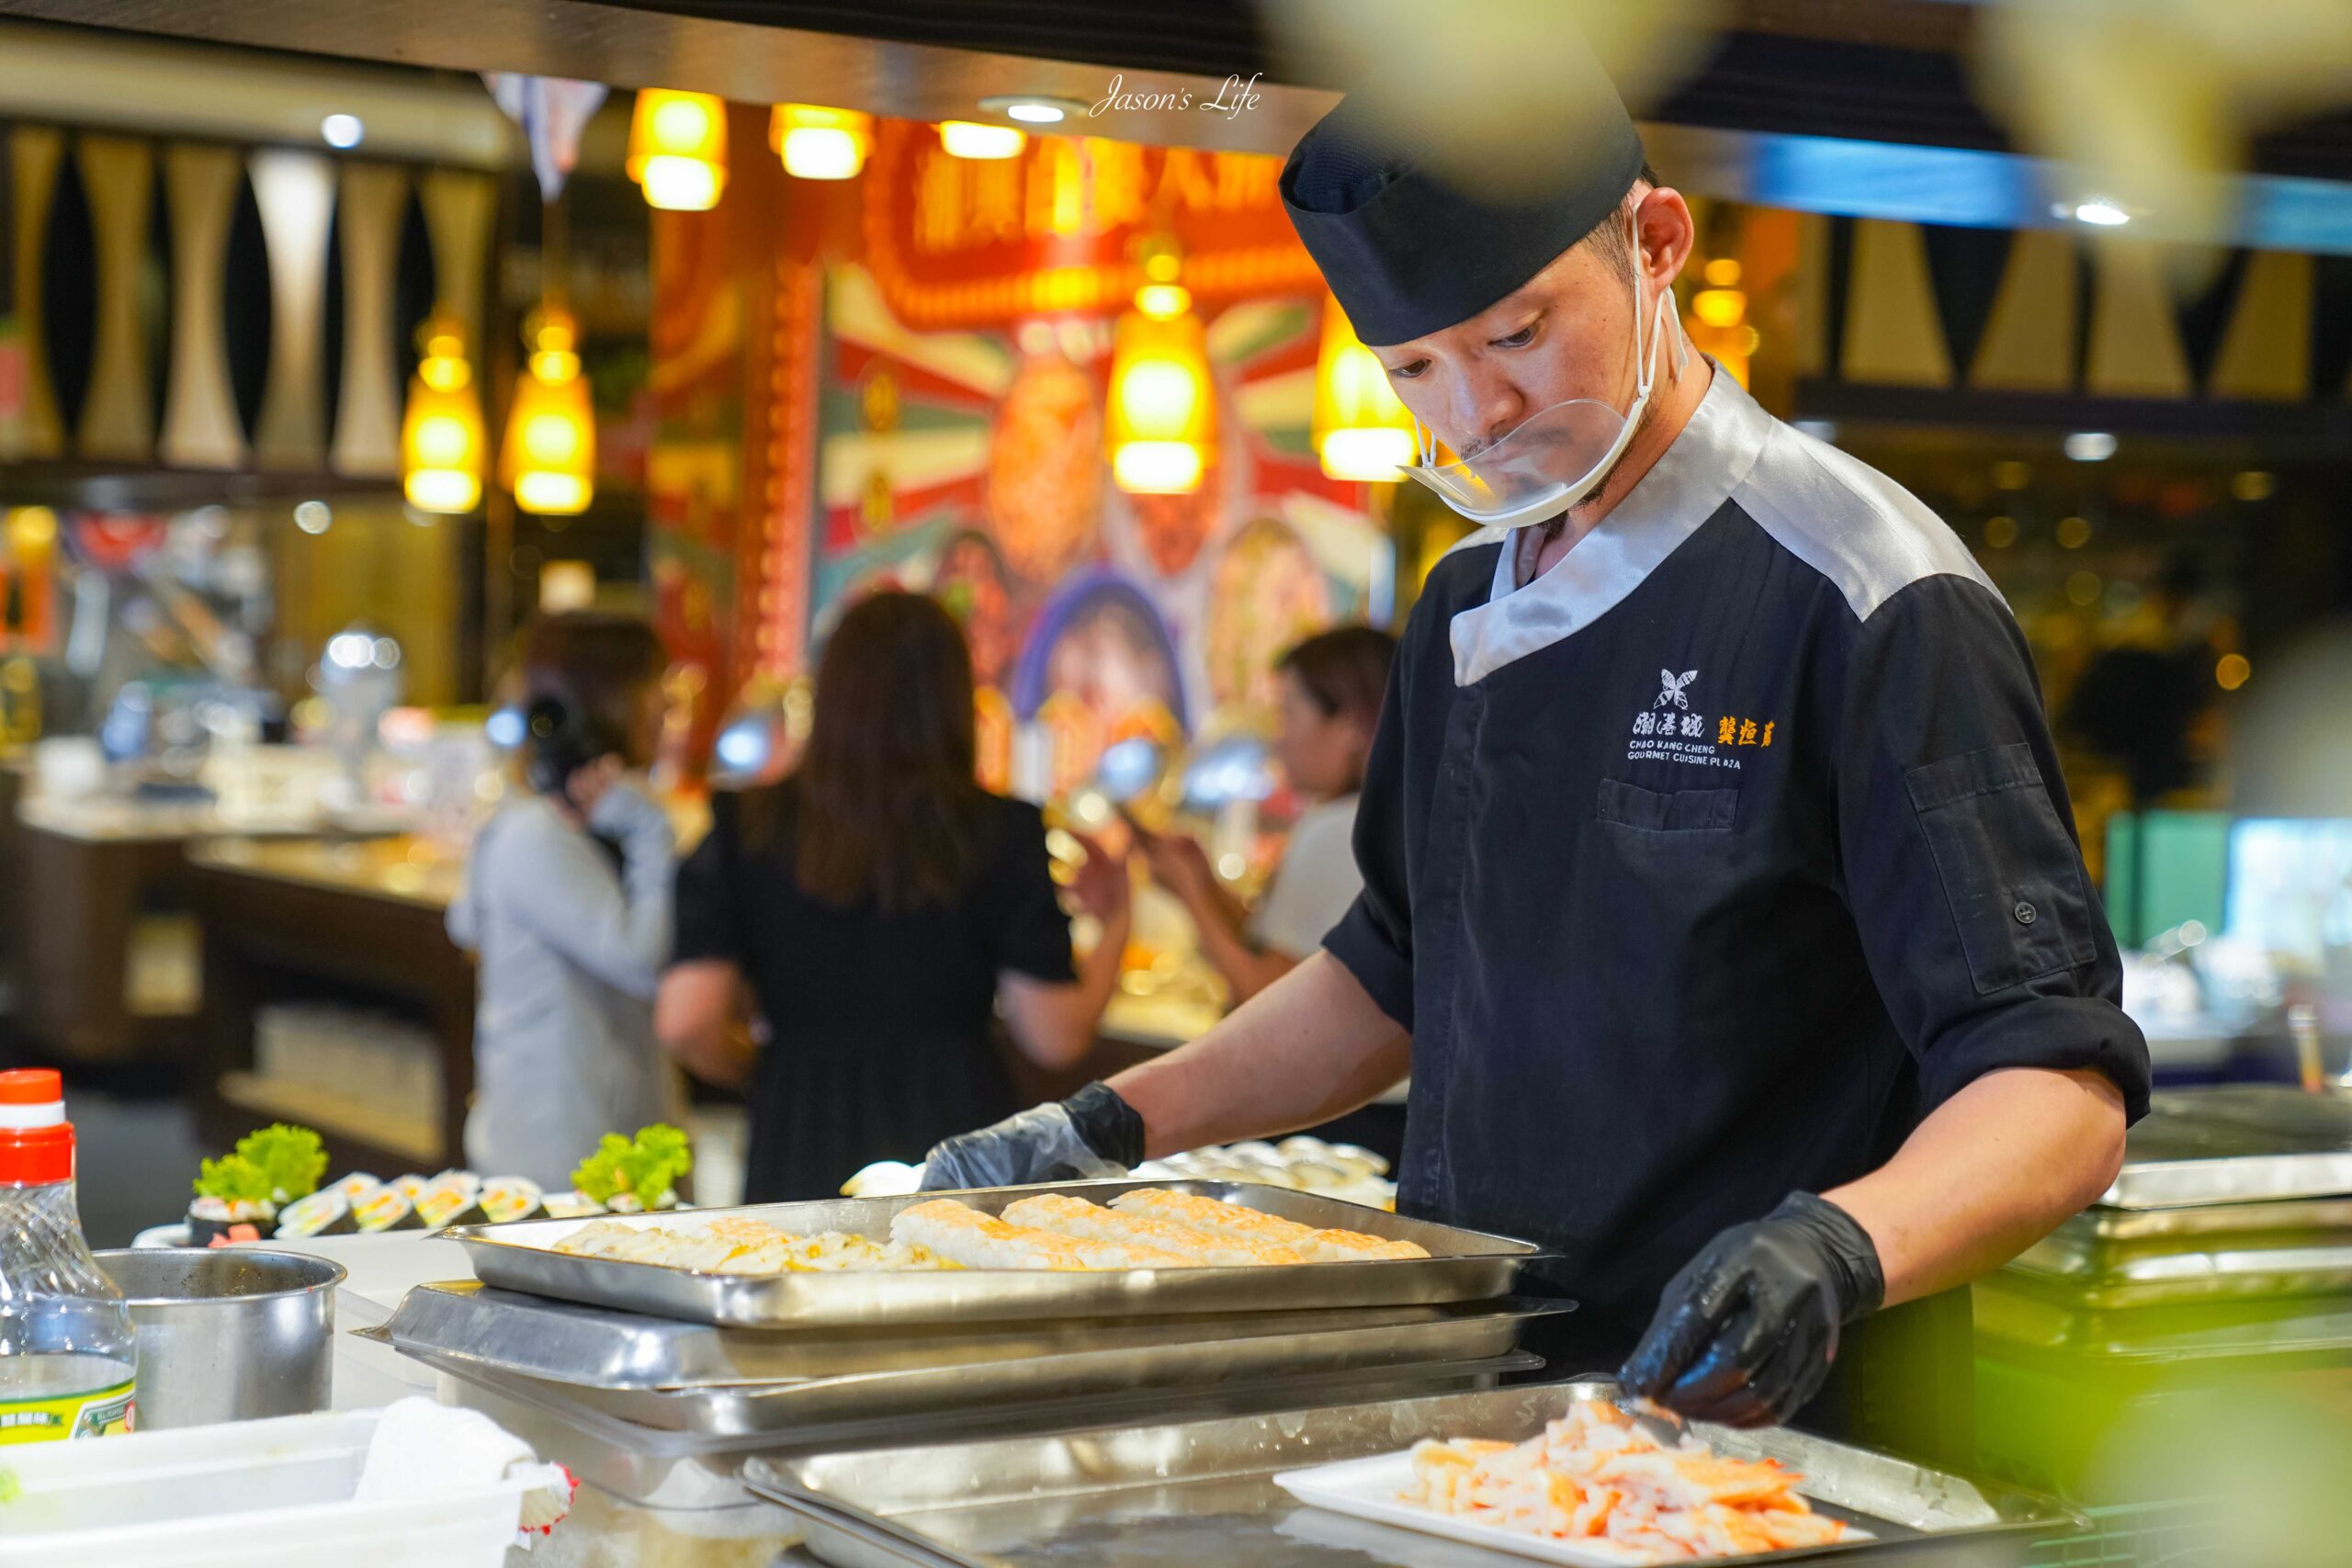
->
xmin=1280 ymin=77 xmax=1645 ymax=347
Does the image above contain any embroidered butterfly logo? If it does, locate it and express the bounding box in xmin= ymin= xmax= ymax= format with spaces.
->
xmin=1654 ymin=670 xmax=1698 ymax=711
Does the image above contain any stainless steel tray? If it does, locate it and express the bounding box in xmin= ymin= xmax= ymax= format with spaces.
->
xmin=383 ymin=1280 xmax=1490 ymax=1391
xmin=1973 ymin=1275 xmax=2352 ymax=1363
xmin=2100 ymin=1087 xmax=2352 ymax=1209
xmin=2062 ymin=1196 xmax=2352 ymax=1241
xmin=390 ymin=1294 xmax=1572 ymax=1433
xmin=746 ymin=1379 xmax=2082 ymax=1568
xmin=2006 ymin=1227 xmax=2352 ymax=1309
xmin=448 ymin=1179 xmax=1550 ymax=1329
xmin=416 ymin=1331 xmax=1541 ymax=1464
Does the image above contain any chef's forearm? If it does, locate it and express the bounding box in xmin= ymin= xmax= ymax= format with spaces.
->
xmin=1823 ymin=1066 xmax=2125 ymax=1307
xmin=1108 ymin=950 xmax=1408 ymax=1158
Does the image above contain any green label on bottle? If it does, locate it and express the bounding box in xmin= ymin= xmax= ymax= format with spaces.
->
xmin=0 ymin=1379 xmax=135 ymax=1443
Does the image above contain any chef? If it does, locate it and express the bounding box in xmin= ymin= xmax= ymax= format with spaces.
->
xmin=921 ymin=77 xmax=2150 ymax=1455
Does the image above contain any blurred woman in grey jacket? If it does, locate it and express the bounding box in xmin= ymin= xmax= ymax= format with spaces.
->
xmin=447 ymin=613 xmax=686 ymax=1187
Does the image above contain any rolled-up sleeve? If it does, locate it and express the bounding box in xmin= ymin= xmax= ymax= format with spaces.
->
xmin=1323 ymin=644 xmax=1417 ymax=1030
xmin=1835 ymin=576 xmax=2151 ymax=1119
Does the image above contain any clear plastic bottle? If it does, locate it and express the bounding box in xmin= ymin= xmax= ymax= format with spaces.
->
xmin=0 ymin=1068 xmax=137 ymax=1440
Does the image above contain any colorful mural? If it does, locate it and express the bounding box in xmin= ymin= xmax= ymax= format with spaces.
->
xmin=808 ymin=263 xmax=1389 ymax=791
xmin=647 ymin=119 xmax=1396 ymax=791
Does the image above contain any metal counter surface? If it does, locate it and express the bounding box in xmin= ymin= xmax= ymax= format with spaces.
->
xmin=751 ymin=1380 xmax=2080 ymax=1568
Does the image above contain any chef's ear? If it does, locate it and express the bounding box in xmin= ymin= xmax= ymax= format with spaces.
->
xmin=1630 ymin=186 xmax=1697 ymax=290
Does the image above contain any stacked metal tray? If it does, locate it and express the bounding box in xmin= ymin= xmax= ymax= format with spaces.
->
xmin=1985 ymin=1085 xmax=2352 ymax=1372
xmin=444 ymin=1179 xmax=1551 ymax=1328
xmin=2098 ymin=1087 xmax=2352 ymax=1209
xmin=745 ymin=1380 xmax=2081 ymax=1568
xmin=394 ymin=1179 xmax=1566 ymax=1454
xmin=1995 ymin=1086 xmax=2352 ymax=1316
xmin=379 ymin=1280 xmax=1571 ymax=1436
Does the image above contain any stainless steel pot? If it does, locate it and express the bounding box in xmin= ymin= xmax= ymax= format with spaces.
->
xmin=95 ymin=1247 xmax=345 ymax=1429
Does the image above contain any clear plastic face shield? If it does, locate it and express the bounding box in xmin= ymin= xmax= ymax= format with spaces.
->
xmin=1400 ymin=213 xmax=1688 ymax=529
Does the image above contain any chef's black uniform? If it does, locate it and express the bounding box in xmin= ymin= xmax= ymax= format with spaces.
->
xmin=1323 ymin=368 xmax=2152 ymax=1460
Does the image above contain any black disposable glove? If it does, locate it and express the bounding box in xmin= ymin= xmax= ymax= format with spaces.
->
xmin=1618 ymin=1191 xmax=1885 ymax=1427
xmin=917 ymin=1082 xmax=1147 ymax=1191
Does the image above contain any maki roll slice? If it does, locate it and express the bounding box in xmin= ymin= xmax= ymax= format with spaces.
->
xmin=328 ymin=1172 xmax=383 ymax=1204
xmin=187 ymin=1194 xmax=275 ymax=1247
xmin=352 ymin=1184 xmax=423 ymax=1233
xmin=414 ymin=1175 xmax=487 ymax=1230
xmin=389 ymin=1174 xmax=432 ymax=1204
xmin=275 ymin=1189 xmax=356 ymax=1239
xmin=478 ymin=1178 xmax=547 ymax=1225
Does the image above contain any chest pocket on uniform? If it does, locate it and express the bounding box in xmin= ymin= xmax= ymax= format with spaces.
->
xmin=1905 ymin=742 xmax=2097 ymax=995
xmin=1596 ymin=777 xmax=1739 ymax=833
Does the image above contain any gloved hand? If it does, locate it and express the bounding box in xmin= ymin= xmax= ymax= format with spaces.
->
xmin=917 ymin=1082 xmax=1146 ymax=1191
xmin=1618 ymin=1192 xmax=1884 ymax=1427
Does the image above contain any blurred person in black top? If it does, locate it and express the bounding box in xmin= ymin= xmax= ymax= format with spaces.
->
xmin=657 ymin=592 xmax=1130 ymax=1201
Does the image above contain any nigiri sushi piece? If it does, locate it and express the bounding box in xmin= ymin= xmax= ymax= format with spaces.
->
xmin=1110 ymin=1188 xmax=1428 ymax=1260
xmin=889 ymin=1198 xmax=1190 ymax=1270
xmin=1001 ymin=1193 xmax=1300 ymax=1266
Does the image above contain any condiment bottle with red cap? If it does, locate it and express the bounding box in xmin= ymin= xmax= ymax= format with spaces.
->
xmin=0 ymin=1068 xmax=137 ymax=1440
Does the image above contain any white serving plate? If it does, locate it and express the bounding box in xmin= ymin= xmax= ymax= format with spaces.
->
xmin=1274 ymin=1449 xmax=1871 ymax=1567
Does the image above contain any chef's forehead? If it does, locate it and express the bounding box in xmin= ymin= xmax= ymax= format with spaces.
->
xmin=1278 ymin=79 xmax=1645 ymax=349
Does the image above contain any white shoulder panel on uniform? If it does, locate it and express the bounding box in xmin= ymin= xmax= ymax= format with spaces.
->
xmin=1731 ymin=412 xmax=2002 ymax=624
xmin=1442 ymin=524 xmax=1511 ymax=559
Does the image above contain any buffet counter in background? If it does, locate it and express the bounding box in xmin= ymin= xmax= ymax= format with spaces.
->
xmin=187 ymin=836 xmax=474 ymax=1176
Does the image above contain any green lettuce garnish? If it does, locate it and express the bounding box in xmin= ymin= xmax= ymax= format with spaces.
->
xmin=193 ymin=1154 xmax=275 ymax=1205
xmin=235 ymin=1124 xmax=327 ymax=1203
xmin=571 ymin=1124 xmax=693 ymax=1205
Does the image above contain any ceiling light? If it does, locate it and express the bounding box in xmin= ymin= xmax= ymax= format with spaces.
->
xmin=940 ymin=120 xmax=1024 ymax=160
xmin=771 ymin=105 xmax=873 ymax=181
xmin=2064 ymin=431 xmax=2118 ymax=462
xmin=628 ymin=90 xmax=729 ymax=211
xmin=320 ymin=114 xmax=364 ymax=150
xmin=2055 ymin=198 xmax=2131 ymax=227
xmin=978 ymin=95 xmax=1086 ymax=126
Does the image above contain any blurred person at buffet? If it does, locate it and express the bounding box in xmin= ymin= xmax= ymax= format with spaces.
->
xmin=656 ymin=592 xmax=1132 ymax=1201
xmin=448 ymin=612 xmax=685 ymax=1189
xmin=918 ymin=56 xmax=2149 ymax=1463
xmin=1130 ymin=626 xmax=1408 ymax=1160
xmin=1132 ymin=626 xmax=1397 ymax=1007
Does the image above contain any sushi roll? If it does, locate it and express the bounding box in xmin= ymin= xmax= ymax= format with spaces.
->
xmin=187 ymin=1195 xmax=275 ymax=1246
xmin=389 ymin=1174 xmax=431 ymax=1203
xmin=352 ymin=1184 xmax=422 ymax=1233
xmin=428 ymin=1168 xmax=483 ymax=1194
xmin=275 ymin=1190 xmax=356 ymax=1239
xmin=328 ymin=1172 xmax=383 ymax=1204
xmin=414 ymin=1175 xmax=487 ymax=1230
xmin=543 ymin=1190 xmax=606 ymax=1221
xmin=478 ymin=1178 xmax=546 ymax=1225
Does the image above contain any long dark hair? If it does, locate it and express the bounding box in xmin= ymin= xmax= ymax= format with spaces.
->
xmin=770 ymin=592 xmax=989 ymax=911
